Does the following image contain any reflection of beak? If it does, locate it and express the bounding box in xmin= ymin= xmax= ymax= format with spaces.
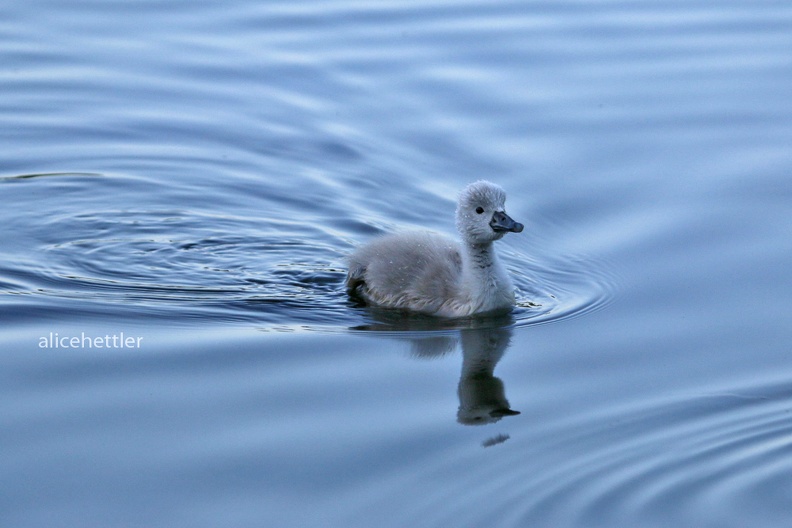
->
xmin=489 ymin=408 xmax=521 ymax=418
xmin=490 ymin=211 xmax=524 ymax=233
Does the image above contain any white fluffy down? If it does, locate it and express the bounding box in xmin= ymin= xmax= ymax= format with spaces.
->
xmin=346 ymin=180 xmax=523 ymax=317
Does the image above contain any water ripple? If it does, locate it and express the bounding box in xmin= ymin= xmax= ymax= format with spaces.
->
xmin=1 ymin=171 xmax=614 ymax=331
xmin=508 ymin=251 xmax=618 ymax=329
xmin=506 ymin=383 xmax=792 ymax=527
xmin=349 ymin=380 xmax=792 ymax=528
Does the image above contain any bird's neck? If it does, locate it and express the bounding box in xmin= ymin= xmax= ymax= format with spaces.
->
xmin=461 ymin=242 xmax=514 ymax=313
xmin=465 ymin=241 xmax=496 ymax=273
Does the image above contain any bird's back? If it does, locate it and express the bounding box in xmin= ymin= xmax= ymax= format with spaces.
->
xmin=346 ymin=231 xmax=463 ymax=314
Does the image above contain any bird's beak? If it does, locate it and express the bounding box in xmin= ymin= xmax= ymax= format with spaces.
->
xmin=490 ymin=211 xmax=524 ymax=233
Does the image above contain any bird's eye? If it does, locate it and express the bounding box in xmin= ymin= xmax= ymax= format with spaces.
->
xmin=475 ymin=207 xmax=484 ymax=214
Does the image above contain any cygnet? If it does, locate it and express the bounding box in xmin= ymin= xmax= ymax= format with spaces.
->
xmin=346 ymin=180 xmax=523 ymax=317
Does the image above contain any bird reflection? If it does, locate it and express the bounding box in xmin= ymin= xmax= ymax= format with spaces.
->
xmin=352 ymin=312 xmax=520 ymax=428
xmin=456 ymin=325 xmax=520 ymax=425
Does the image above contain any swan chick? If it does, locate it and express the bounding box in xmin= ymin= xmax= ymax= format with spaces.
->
xmin=346 ymin=180 xmax=523 ymax=317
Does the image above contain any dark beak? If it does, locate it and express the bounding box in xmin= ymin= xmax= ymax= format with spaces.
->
xmin=490 ymin=211 xmax=524 ymax=233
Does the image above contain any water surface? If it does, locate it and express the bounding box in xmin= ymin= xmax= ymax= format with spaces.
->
xmin=2 ymin=1 xmax=792 ymax=527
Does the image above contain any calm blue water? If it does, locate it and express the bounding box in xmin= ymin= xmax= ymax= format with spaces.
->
xmin=3 ymin=1 xmax=792 ymax=526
